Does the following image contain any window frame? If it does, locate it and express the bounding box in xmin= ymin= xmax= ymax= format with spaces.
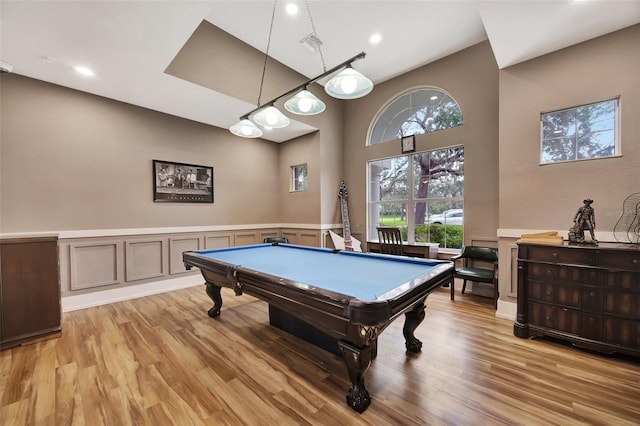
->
xmin=367 ymin=146 xmax=464 ymax=251
xmin=290 ymin=163 xmax=308 ymax=192
xmin=367 ymin=86 xmax=463 ymax=146
xmin=539 ymin=97 xmax=620 ymax=165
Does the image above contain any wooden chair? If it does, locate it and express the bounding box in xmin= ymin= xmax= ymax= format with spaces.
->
xmin=450 ymin=246 xmax=499 ymax=308
xmin=376 ymin=227 xmax=404 ymax=256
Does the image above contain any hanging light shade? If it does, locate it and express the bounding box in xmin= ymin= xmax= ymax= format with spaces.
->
xmin=230 ymin=119 xmax=263 ymax=138
xmin=253 ymin=106 xmax=290 ymax=128
xmin=325 ymin=67 xmax=374 ymax=99
xmin=284 ymin=89 xmax=326 ymax=115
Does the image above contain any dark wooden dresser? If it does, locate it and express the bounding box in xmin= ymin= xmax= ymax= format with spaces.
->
xmin=514 ymin=241 xmax=640 ymax=357
xmin=0 ymin=235 xmax=61 ymax=350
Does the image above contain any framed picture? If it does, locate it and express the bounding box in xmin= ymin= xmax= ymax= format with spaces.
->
xmin=153 ymin=159 xmax=214 ymax=203
xmin=401 ymin=135 xmax=416 ymax=153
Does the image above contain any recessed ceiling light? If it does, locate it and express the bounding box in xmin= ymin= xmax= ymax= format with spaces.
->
xmin=369 ymin=33 xmax=382 ymax=45
xmin=74 ymin=66 xmax=94 ymax=77
xmin=285 ymin=3 xmax=298 ymax=15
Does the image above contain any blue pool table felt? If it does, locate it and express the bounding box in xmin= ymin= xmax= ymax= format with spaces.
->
xmin=194 ymin=244 xmax=442 ymax=301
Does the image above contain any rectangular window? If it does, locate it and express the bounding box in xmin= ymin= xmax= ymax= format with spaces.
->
xmin=368 ymin=146 xmax=464 ymax=250
xmin=291 ymin=163 xmax=308 ymax=192
xmin=540 ymin=98 xmax=619 ymax=164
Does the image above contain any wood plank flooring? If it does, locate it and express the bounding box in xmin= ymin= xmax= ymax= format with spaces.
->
xmin=1 ymin=285 xmax=639 ymax=425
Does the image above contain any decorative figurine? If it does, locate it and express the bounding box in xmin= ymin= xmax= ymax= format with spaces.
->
xmin=569 ymin=198 xmax=598 ymax=244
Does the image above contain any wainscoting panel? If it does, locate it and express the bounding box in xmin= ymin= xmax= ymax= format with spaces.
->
xmin=469 ymin=237 xmax=498 ymax=248
xmin=299 ymin=232 xmax=319 ymax=247
xmin=282 ymin=231 xmax=298 ymax=244
xmin=508 ymin=243 xmax=519 ymax=298
xmin=125 ymin=238 xmax=165 ymax=282
xmin=235 ymin=232 xmax=259 ymax=246
xmin=205 ymin=233 xmax=234 ymax=249
xmin=57 ymin=225 xmax=329 ymax=307
xmin=169 ymin=236 xmax=202 ymax=275
xmin=498 ymin=237 xmax=520 ymax=303
xmin=70 ymin=241 xmax=122 ymax=290
xmin=259 ymin=229 xmax=281 ymax=243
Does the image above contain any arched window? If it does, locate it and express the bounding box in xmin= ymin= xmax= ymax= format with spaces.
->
xmin=368 ymin=87 xmax=463 ymax=145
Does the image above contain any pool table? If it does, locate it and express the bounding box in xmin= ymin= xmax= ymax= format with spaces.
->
xmin=183 ymin=243 xmax=453 ymax=413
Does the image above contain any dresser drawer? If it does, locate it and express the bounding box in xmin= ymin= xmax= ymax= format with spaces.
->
xmin=525 ymin=245 xmax=595 ymax=265
xmin=606 ymin=270 xmax=640 ymax=291
xmin=581 ymin=287 xmax=603 ymax=311
xmin=604 ymin=317 xmax=640 ymax=348
xmin=528 ymin=302 xmax=580 ymax=334
xmin=598 ymin=250 xmax=640 ymax=271
xmin=605 ymin=292 xmax=640 ymax=319
xmin=581 ymin=314 xmax=604 ymax=340
xmin=526 ymin=263 xmax=604 ymax=286
xmin=526 ymin=263 xmax=554 ymax=280
xmin=528 ymin=280 xmax=580 ymax=306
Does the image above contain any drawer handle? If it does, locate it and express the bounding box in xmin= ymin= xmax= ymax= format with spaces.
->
xmin=590 ymin=291 xmax=596 ymax=297
xmin=552 ymin=252 xmax=558 ymax=257
xmin=633 ymin=259 xmax=638 ymax=264
xmin=546 ymin=290 xmax=552 ymax=296
xmin=545 ymin=316 xmax=551 ymax=321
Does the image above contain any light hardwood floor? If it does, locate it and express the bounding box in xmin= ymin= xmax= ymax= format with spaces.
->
xmin=1 ymin=285 xmax=639 ymax=425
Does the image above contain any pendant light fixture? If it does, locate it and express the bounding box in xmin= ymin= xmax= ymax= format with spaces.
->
xmin=284 ymin=88 xmax=326 ymax=115
xmin=230 ymin=119 xmax=263 ymax=138
xmin=229 ymin=0 xmax=374 ymax=138
xmin=253 ymin=105 xmax=290 ymax=128
xmin=324 ymin=67 xmax=374 ymax=99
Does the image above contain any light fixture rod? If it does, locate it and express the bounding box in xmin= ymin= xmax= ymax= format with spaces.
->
xmin=240 ymin=52 xmax=366 ymax=120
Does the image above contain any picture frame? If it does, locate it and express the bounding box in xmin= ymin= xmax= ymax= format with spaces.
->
xmin=153 ymin=159 xmax=214 ymax=203
xmin=401 ymin=135 xmax=416 ymax=153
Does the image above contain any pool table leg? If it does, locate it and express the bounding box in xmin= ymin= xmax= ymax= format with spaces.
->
xmin=205 ymin=282 xmax=223 ymax=318
xmin=403 ymin=299 xmax=426 ymax=353
xmin=337 ymin=341 xmax=373 ymax=413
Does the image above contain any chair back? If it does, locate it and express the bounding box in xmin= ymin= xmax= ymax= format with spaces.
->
xmin=459 ymin=246 xmax=498 ymax=263
xmin=264 ymin=237 xmax=288 ymax=244
xmin=377 ymin=227 xmax=404 ymax=256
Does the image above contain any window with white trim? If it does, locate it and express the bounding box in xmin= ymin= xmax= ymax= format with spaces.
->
xmin=291 ymin=163 xmax=307 ymax=192
xmin=369 ymin=87 xmax=463 ymax=145
xmin=540 ymin=98 xmax=619 ymax=164
xmin=368 ymin=146 xmax=464 ymax=250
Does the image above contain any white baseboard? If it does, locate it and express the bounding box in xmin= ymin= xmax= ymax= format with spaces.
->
xmin=496 ymin=299 xmax=517 ymax=320
xmin=62 ymin=275 xmax=204 ymax=312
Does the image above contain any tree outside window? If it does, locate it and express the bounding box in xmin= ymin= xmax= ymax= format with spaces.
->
xmin=368 ymin=146 xmax=464 ymax=250
xmin=541 ymin=98 xmax=619 ymax=164
xmin=369 ymin=87 xmax=463 ymax=145
xmin=367 ymin=86 xmax=464 ymax=250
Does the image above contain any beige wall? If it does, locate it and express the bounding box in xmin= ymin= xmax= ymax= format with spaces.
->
xmin=341 ymin=41 xmax=500 ymax=244
xmin=499 ymin=24 xmax=640 ymax=233
xmin=168 ymin=19 xmax=344 ymax=228
xmin=496 ymin=24 xmax=639 ymax=310
xmin=0 ymin=75 xmax=281 ymax=232
xmin=278 ymin=132 xmax=320 ymax=223
xmin=2 ymin=25 xmax=638 ymax=316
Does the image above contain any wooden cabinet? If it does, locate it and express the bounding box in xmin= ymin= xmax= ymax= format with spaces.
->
xmin=0 ymin=235 xmax=61 ymax=350
xmin=514 ymin=241 xmax=640 ymax=357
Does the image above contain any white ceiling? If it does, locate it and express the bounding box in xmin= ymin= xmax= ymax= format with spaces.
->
xmin=1 ymin=1 xmax=639 ymax=143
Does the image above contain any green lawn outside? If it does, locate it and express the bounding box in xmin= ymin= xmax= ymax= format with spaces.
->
xmin=379 ymin=216 xmax=407 ymax=226
xmin=377 ymin=216 xmax=463 ymax=249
